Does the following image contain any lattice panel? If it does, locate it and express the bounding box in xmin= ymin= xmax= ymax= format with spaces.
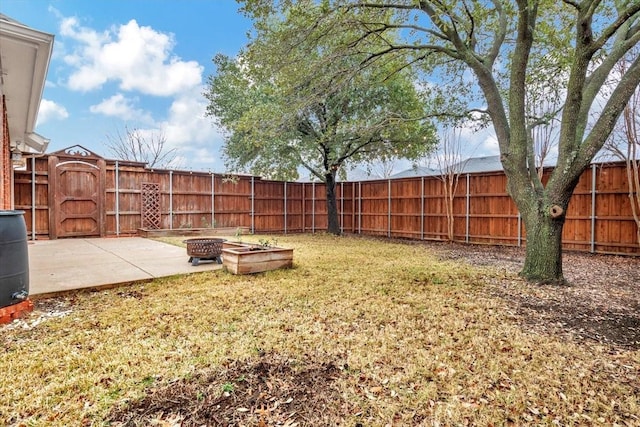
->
xmin=141 ymin=182 xmax=161 ymax=229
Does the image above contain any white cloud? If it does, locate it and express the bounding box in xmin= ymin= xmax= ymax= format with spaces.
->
xmin=191 ymin=148 xmax=218 ymax=165
xmin=436 ymin=121 xmax=497 ymax=160
xmin=36 ymin=99 xmax=69 ymax=126
xmin=89 ymin=93 xmax=154 ymax=123
xmin=478 ymin=133 xmax=500 ymax=156
xmin=61 ymin=18 xmax=202 ymax=96
xmin=161 ymin=86 xmax=222 ymax=146
xmin=49 ymin=11 xmax=223 ymax=171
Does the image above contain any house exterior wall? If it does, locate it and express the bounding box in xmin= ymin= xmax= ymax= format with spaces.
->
xmin=1 ymin=95 xmax=11 ymax=210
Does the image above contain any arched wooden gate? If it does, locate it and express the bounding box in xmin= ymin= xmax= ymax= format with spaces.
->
xmin=47 ymin=145 xmax=106 ymax=239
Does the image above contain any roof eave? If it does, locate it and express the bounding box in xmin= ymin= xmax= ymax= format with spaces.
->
xmin=0 ymin=16 xmax=54 ymax=154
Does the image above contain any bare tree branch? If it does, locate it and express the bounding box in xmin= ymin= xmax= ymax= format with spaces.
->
xmin=432 ymin=126 xmax=468 ymax=241
xmin=105 ymin=126 xmax=180 ymax=169
xmin=602 ymin=50 xmax=640 ymax=247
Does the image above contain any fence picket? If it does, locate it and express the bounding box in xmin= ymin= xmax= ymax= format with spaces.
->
xmin=12 ymin=156 xmax=639 ymax=255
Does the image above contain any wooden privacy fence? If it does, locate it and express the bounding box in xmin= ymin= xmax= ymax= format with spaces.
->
xmin=13 ymin=148 xmax=639 ymax=256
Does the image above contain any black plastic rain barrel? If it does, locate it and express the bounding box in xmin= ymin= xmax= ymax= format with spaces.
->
xmin=0 ymin=210 xmax=29 ymax=308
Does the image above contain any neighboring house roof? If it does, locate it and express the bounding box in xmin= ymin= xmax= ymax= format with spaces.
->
xmin=296 ymin=154 xmax=561 ymax=183
xmin=452 ymin=155 xmax=503 ymax=173
xmin=390 ymin=166 xmax=440 ymax=179
xmin=296 ymin=167 xmax=387 ymax=183
xmin=0 ymin=14 xmax=54 ymax=154
xmin=390 ymin=155 xmax=504 ymax=178
xmin=341 ymin=167 xmax=386 ymax=182
xmin=393 ymin=154 xmax=562 ymax=178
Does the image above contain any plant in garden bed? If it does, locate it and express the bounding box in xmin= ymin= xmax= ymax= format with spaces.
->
xmin=254 ymin=238 xmax=278 ymax=249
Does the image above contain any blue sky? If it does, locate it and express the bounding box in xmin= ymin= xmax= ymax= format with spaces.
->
xmin=2 ymin=0 xmax=505 ymax=177
xmin=1 ymin=0 xmax=253 ymax=172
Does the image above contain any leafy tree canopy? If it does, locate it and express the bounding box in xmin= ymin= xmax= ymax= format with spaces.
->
xmin=237 ymin=0 xmax=640 ymax=283
xmin=205 ymin=3 xmax=438 ymax=182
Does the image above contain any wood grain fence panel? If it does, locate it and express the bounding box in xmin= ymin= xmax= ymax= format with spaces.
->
xmin=315 ymin=188 xmax=329 ymax=231
xmin=465 ymin=172 xmax=516 ymax=244
xmin=335 ymin=183 xmax=344 ymax=233
xmin=420 ymin=177 xmax=447 ymax=240
xmin=170 ymin=171 xmax=213 ymax=230
xmin=212 ymin=176 xmax=252 ymax=229
xmin=13 ymin=172 xmax=31 ymax=210
xmin=595 ymin=192 xmax=636 ymax=253
xmin=286 ymin=183 xmax=304 ymax=232
xmin=359 ymin=180 xmax=389 ymax=236
xmin=253 ymin=180 xmax=285 ymax=232
xmin=390 ymin=178 xmax=422 ymax=238
xmin=172 ymin=175 xmax=212 ymax=225
xmin=302 ymin=182 xmax=328 ymax=231
xmin=14 ymin=169 xmax=32 ymax=231
xmin=13 ymin=157 xmax=50 ymax=238
xmin=609 ymin=220 xmax=640 ymax=254
xmin=564 ymin=166 xmax=593 ymax=251
xmin=48 ymin=155 xmax=105 ymax=238
xmin=33 ymin=161 xmax=50 ymax=237
xmin=12 ymin=155 xmax=638 ymax=254
xmin=592 ymin=165 xmax=637 ymax=254
xmin=452 ymin=196 xmax=468 ymax=241
xmin=338 ymin=182 xmax=355 ymax=233
xmin=105 ymin=165 xmax=154 ymax=234
xmin=165 ymin=172 xmax=205 ymax=229
xmin=302 ymin=182 xmax=312 ymax=231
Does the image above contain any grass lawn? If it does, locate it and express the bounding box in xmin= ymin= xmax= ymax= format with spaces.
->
xmin=2 ymin=234 xmax=638 ymax=426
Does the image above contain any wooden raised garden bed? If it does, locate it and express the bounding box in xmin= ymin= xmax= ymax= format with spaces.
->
xmin=222 ymin=246 xmax=293 ymax=275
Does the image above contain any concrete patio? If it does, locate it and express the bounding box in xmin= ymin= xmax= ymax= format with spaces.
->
xmin=27 ymin=237 xmax=223 ymax=297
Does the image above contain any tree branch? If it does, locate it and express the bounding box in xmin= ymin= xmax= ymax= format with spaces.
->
xmin=561 ymin=0 xmax=581 ymax=10
xmin=590 ymin=3 xmax=640 ymax=54
xmin=579 ymin=52 xmax=640 ymax=169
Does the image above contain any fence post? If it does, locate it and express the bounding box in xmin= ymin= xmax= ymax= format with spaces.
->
xmin=591 ymin=163 xmax=597 ymax=253
xmin=421 ymin=177 xmax=425 ymax=240
xmin=517 ymin=213 xmax=522 ymax=247
xmin=169 ymin=170 xmax=173 ymax=230
xmin=358 ymin=181 xmax=362 ymax=234
xmin=251 ymin=176 xmax=255 ymax=234
xmin=115 ymin=161 xmax=120 ymax=236
xmin=340 ymin=182 xmax=344 ymax=234
xmin=388 ymin=179 xmax=392 ymax=238
xmin=284 ymin=181 xmax=288 ymax=234
xmin=465 ymin=174 xmax=470 ymax=243
xmin=352 ymin=182 xmax=356 ymax=233
xmin=31 ymin=156 xmax=36 ymax=240
xmin=211 ymin=173 xmax=215 ymax=228
xmin=312 ymin=182 xmax=316 ymax=233
xmin=302 ymin=183 xmax=306 ymax=233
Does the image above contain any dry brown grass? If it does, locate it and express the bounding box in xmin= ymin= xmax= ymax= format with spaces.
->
xmin=1 ymin=234 xmax=638 ymax=426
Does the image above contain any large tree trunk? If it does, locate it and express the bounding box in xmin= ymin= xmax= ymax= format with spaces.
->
xmin=520 ymin=206 xmax=567 ymax=285
xmin=325 ymin=171 xmax=341 ymax=235
xmin=503 ymin=158 xmax=577 ymax=285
